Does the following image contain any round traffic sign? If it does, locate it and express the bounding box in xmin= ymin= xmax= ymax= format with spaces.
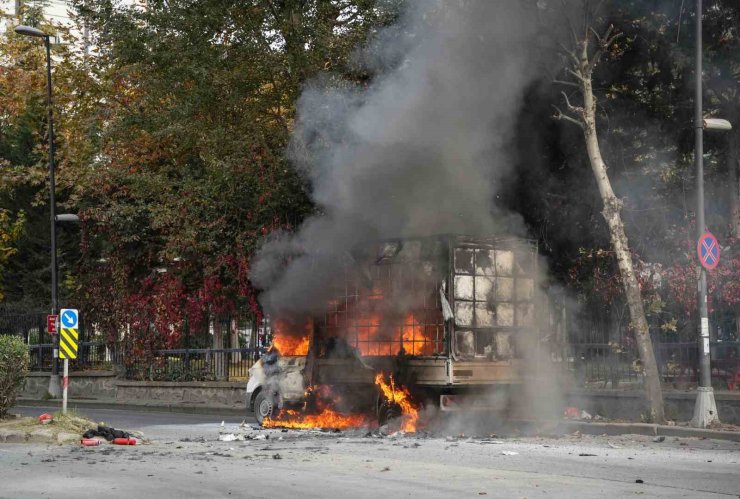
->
xmin=697 ymin=231 xmax=720 ymax=270
xmin=60 ymin=308 xmax=79 ymax=329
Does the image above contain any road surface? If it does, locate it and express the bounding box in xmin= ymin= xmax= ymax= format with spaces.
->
xmin=2 ymin=405 xmax=738 ymax=498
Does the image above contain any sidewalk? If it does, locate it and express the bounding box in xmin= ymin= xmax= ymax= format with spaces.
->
xmin=558 ymin=420 xmax=740 ymax=443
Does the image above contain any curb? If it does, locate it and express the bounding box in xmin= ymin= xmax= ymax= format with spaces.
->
xmin=559 ymin=421 xmax=740 ymax=442
xmin=16 ymin=398 xmax=247 ymax=417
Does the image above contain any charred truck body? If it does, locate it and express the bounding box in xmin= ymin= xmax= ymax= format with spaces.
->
xmin=248 ymin=234 xmax=546 ymax=425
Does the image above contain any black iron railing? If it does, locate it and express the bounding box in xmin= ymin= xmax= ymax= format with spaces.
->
xmin=122 ymin=348 xmax=265 ymax=382
xmin=569 ymin=341 xmax=740 ymax=389
xmin=28 ymin=342 xmax=119 ymax=371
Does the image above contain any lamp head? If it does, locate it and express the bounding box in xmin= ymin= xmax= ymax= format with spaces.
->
xmin=14 ymin=25 xmax=49 ymax=38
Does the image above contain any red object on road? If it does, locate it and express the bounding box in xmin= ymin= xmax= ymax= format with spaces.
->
xmin=563 ymin=407 xmax=580 ymax=419
xmin=37 ymin=413 xmax=53 ymax=424
xmin=112 ymin=437 xmax=137 ymax=445
xmin=81 ymin=438 xmax=100 ymax=446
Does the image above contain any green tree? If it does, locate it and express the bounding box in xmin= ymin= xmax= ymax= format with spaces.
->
xmin=65 ymin=0 xmax=398 ymax=345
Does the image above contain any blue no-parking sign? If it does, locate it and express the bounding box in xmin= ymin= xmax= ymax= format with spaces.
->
xmin=697 ymin=231 xmax=720 ymax=270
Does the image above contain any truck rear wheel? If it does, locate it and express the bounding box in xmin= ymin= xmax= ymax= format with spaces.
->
xmin=378 ymin=401 xmax=402 ymax=429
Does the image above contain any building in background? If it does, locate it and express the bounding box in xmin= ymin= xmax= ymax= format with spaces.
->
xmin=1 ymin=1 xmax=74 ymax=41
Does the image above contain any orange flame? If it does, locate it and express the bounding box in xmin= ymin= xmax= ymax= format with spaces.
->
xmin=263 ymin=408 xmax=373 ymax=430
xmin=271 ymin=319 xmax=310 ymax=356
xmin=374 ymin=373 xmax=419 ymax=433
xmin=260 ymin=376 xmax=420 ymax=432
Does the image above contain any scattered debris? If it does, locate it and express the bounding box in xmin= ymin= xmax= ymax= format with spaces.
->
xmin=580 ymin=410 xmax=592 ymax=420
xmin=653 ymin=436 xmax=665 ymax=443
xmin=37 ymin=413 xmax=53 ymax=425
xmin=578 ymin=453 xmax=597 ymax=457
xmin=272 ymin=453 xmax=282 ymax=460
xmin=380 ymin=466 xmax=391 ymax=472
xmin=81 ymin=438 xmax=101 ymax=447
xmin=501 ymin=451 xmax=519 ymax=456
xmin=635 ymin=479 xmax=644 ymax=484
xmin=218 ymin=434 xmax=240 ymax=442
xmin=564 ymin=407 xmax=580 ymax=419
xmin=607 ymin=441 xmax=621 ymax=449
xmin=112 ymin=437 xmax=137 ymax=445
xmin=83 ymin=425 xmax=132 ymax=442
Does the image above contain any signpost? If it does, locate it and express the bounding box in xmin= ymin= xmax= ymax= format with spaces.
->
xmin=58 ymin=308 xmax=79 ymax=414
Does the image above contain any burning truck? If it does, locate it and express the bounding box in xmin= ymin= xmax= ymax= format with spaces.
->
xmin=247 ymin=234 xmax=552 ymax=431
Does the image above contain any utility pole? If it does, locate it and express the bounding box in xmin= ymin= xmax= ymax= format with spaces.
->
xmin=14 ymin=25 xmax=62 ymax=398
xmin=691 ymin=0 xmax=718 ymax=428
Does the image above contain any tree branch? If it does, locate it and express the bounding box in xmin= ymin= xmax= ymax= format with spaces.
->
xmin=561 ymin=90 xmax=582 ymax=113
xmin=552 ymin=105 xmax=584 ymax=128
xmin=565 ymin=67 xmax=587 ymax=83
xmin=553 ymin=79 xmax=580 ymax=88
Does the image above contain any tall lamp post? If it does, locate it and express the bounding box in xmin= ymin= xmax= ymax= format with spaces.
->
xmin=14 ymin=25 xmax=61 ymax=398
xmin=691 ymin=0 xmax=732 ymax=428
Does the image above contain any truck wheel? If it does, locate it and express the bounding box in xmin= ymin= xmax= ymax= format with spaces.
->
xmin=254 ymin=390 xmax=276 ymax=426
xmin=378 ymin=401 xmax=402 ymax=429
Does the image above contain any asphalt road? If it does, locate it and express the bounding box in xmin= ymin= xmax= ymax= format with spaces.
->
xmin=2 ymin=406 xmax=739 ymax=498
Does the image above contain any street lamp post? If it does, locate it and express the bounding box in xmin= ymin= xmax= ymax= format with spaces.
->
xmin=14 ymin=25 xmax=61 ymax=398
xmin=691 ymin=0 xmax=733 ymax=428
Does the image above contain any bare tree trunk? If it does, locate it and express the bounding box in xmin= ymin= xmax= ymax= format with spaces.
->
xmin=584 ymin=83 xmax=664 ymax=421
xmin=555 ymin=25 xmax=665 ymax=423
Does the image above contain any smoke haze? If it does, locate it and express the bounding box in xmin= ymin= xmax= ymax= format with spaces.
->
xmin=252 ymin=0 xmax=542 ymax=316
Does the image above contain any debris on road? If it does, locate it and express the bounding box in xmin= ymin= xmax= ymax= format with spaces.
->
xmin=653 ymin=436 xmax=666 ymax=443
xmin=37 ymin=413 xmax=53 ymax=425
xmin=82 ymin=425 xmax=133 ymax=442
xmin=112 ymin=437 xmax=137 ymax=445
xmin=501 ymin=451 xmax=519 ymax=456
xmin=564 ymin=407 xmax=580 ymax=419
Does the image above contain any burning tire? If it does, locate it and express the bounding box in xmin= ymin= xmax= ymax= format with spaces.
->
xmin=254 ymin=390 xmax=278 ymax=426
xmin=378 ymin=400 xmax=403 ymax=429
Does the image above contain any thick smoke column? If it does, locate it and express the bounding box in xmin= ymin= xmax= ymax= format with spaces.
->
xmin=252 ymin=0 xmax=541 ymax=316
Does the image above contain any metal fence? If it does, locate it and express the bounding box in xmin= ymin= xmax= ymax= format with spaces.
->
xmin=569 ymin=341 xmax=740 ymax=389
xmin=27 ymin=343 xmax=264 ymax=381
xmin=122 ymin=348 xmax=264 ymax=382
xmin=28 ymin=342 xmax=120 ymax=372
